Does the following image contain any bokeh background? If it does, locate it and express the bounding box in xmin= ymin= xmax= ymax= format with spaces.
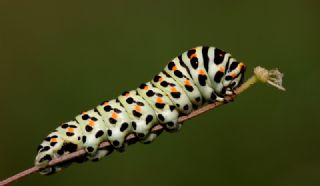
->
xmin=0 ymin=0 xmax=319 ymax=186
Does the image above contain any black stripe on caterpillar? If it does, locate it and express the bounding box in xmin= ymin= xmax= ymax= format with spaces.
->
xmin=35 ymin=46 xmax=246 ymax=175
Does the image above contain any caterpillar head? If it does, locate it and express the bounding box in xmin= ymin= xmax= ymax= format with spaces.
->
xmin=223 ymin=60 xmax=246 ymax=92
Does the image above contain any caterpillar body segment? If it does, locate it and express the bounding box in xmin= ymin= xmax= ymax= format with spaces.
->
xmin=137 ymin=82 xmax=180 ymax=131
xmin=152 ymin=72 xmax=193 ymax=114
xmin=164 ymin=57 xmax=203 ymax=108
xmin=35 ymin=46 xmax=246 ymax=175
xmin=96 ymin=99 xmax=132 ymax=150
xmin=118 ymin=90 xmax=159 ymax=140
xmin=181 ymin=47 xmax=218 ymax=102
xmin=75 ymin=110 xmax=109 ymax=159
xmin=206 ymin=47 xmax=232 ymax=95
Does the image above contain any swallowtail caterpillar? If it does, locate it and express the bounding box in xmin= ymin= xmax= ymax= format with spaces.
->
xmin=35 ymin=46 xmax=246 ymax=175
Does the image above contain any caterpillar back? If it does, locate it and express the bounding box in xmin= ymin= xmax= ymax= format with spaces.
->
xmin=35 ymin=46 xmax=246 ymax=175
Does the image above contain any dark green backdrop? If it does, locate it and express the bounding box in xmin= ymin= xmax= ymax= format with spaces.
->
xmin=0 ymin=0 xmax=319 ymax=186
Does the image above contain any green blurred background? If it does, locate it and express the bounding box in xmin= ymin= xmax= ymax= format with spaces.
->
xmin=0 ymin=0 xmax=319 ymax=186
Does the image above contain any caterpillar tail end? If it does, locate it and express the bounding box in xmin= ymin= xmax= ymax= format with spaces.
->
xmin=34 ymin=131 xmax=66 ymax=175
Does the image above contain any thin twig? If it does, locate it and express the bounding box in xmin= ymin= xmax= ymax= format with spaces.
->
xmin=0 ymin=66 xmax=285 ymax=186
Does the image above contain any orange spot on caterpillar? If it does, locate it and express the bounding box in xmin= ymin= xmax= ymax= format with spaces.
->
xmin=89 ymin=120 xmax=95 ymax=127
xmin=184 ymin=79 xmax=191 ymax=86
xmin=172 ymin=66 xmax=177 ymax=71
xmin=67 ymin=128 xmax=74 ymax=133
xmin=82 ymin=112 xmax=87 ymax=115
xmin=156 ymin=97 xmax=163 ymax=103
xmin=135 ymin=105 xmax=141 ymax=112
xmin=231 ymin=72 xmax=237 ymax=78
xmin=112 ymin=112 xmax=118 ymax=119
xmin=144 ymin=85 xmax=149 ymax=90
xmin=199 ymin=69 xmax=205 ymax=75
xmin=51 ymin=138 xmax=57 ymax=143
xmin=103 ymin=102 xmax=109 ymax=106
xmin=170 ymin=87 xmax=177 ymax=92
xmin=219 ymin=66 xmax=224 ymax=73
xmin=238 ymin=63 xmax=246 ymax=70
xmin=190 ymin=53 xmax=197 ymax=59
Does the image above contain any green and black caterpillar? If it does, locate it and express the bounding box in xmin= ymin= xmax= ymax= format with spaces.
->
xmin=35 ymin=46 xmax=246 ymax=175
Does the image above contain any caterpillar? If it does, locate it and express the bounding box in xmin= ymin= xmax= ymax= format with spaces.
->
xmin=35 ymin=46 xmax=246 ymax=175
